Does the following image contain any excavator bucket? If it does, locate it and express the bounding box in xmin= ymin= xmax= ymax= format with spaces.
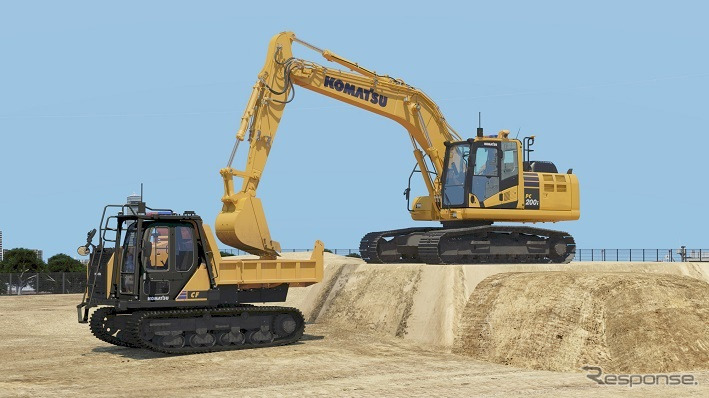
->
xmin=215 ymin=195 xmax=281 ymax=257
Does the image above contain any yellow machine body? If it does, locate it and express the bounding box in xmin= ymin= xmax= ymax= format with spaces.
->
xmin=411 ymin=133 xmax=580 ymax=223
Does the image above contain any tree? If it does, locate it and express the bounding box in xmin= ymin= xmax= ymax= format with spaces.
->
xmin=0 ymin=248 xmax=46 ymax=295
xmin=0 ymin=248 xmax=45 ymax=273
xmin=47 ymin=254 xmax=84 ymax=272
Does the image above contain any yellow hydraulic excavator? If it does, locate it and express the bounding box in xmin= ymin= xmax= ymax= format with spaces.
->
xmin=217 ymin=31 xmax=580 ymax=265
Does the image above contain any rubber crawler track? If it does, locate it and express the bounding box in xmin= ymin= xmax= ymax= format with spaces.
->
xmin=126 ymin=306 xmax=305 ymax=355
xmin=89 ymin=307 xmax=140 ymax=348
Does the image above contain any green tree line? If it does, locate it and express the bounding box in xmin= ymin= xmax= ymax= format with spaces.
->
xmin=0 ymin=248 xmax=85 ymax=273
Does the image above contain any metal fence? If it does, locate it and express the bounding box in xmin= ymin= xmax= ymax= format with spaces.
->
xmin=575 ymin=248 xmax=709 ymax=262
xmin=0 ymin=272 xmax=86 ymax=295
xmin=222 ymin=247 xmax=709 ymax=262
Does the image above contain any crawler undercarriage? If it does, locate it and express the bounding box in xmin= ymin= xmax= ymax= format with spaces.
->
xmin=360 ymin=225 xmax=575 ymax=264
xmin=90 ymin=306 xmax=304 ymax=355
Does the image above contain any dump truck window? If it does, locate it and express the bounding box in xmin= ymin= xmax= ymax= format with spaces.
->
xmin=175 ymin=226 xmax=195 ymax=272
xmin=144 ymin=226 xmax=170 ymax=271
xmin=121 ymin=224 xmax=137 ymax=273
xmin=120 ymin=223 xmax=137 ymax=294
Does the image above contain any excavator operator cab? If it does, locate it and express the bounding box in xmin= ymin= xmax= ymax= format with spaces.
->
xmin=441 ymin=137 xmax=520 ymax=209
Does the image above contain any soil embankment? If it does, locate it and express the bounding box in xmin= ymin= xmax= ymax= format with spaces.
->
xmin=283 ymin=253 xmax=709 ymax=372
xmin=454 ymin=272 xmax=709 ymax=372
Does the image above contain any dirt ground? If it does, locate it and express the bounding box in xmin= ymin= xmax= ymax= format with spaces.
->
xmin=1 ymin=292 xmax=707 ymax=397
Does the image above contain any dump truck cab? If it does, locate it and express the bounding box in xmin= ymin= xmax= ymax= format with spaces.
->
xmin=108 ymin=213 xmax=209 ymax=305
xmin=79 ymin=207 xmax=217 ymax=314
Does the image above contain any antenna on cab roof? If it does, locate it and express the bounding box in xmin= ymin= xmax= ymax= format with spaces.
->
xmin=477 ymin=112 xmax=483 ymax=137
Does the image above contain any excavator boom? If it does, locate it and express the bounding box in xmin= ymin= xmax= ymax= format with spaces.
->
xmin=216 ymin=32 xmax=460 ymax=255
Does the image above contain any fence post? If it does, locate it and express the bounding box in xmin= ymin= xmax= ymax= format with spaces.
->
xmin=62 ymin=273 xmax=66 ymax=294
xmin=36 ymin=272 xmax=40 ymax=294
xmin=629 ymin=249 xmax=632 ymax=262
xmin=8 ymin=274 xmax=11 ymax=295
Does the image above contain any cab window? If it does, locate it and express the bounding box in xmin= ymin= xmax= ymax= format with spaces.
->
xmin=144 ymin=226 xmax=170 ymax=271
xmin=474 ymin=147 xmax=498 ymax=176
xmin=175 ymin=226 xmax=196 ymax=272
xmin=121 ymin=223 xmax=137 ymax=274
xmin=501 ymin=142 xmax=518 ymax=181
xmin=443 ymin=144 xmax=470 ymax=207
xmin=120 ymin=223 xmax=137 ymax=293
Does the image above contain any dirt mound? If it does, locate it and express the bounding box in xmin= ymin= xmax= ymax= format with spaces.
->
xmin=283 ymin=255 xmax=709 ymax=351
xmin=284 ymin=257 xmax=471 ymax=346
xmin=454 ymin=272 xmax=709 ymax=373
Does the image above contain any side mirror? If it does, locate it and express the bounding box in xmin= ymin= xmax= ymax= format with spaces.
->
xmin=77 ymin=246 xmax=90 ymax=256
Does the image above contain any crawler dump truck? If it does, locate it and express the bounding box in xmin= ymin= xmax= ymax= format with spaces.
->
xmin=77 ymin=203 xmax=323 ymax=354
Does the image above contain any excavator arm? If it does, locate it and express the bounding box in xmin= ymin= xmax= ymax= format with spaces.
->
xmin=216 ymin=31 xmax=460 ymax=257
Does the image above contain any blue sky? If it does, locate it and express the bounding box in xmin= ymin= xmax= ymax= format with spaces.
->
xmin=1 ymin=1 xmax=708 ymax=259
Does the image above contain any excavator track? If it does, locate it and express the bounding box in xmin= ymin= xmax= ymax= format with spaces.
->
xmin=125 ymin=306 xmax=305 ymax=355
xmin=359 ymin=227 xmax=439 ymax=263
xmin=418 ymin=225 xmax=575 ymax=264
xmin=360 ymin=226 xmax=575 ymax=264
xmin=89 ymin=307 xmax=140 ymax=348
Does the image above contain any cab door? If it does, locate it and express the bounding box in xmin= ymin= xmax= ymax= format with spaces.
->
xmin=140 ymin=223 xmax=198 ymax=301
xmin=470 ymin=141 xmax=520 ymax=208
xmin=441 ymin=143 xmax=471 ymax=208
xmin=471 ymin=143 xmax=500 ymax=206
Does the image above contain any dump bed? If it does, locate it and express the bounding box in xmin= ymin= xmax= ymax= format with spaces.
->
xmin=217 ymin=241 xmax=324 ymax=287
